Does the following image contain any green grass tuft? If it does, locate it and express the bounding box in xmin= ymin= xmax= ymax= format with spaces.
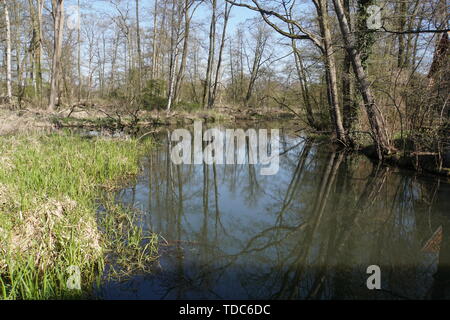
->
xmin=0 ymin=132 xmax=156 ymax=299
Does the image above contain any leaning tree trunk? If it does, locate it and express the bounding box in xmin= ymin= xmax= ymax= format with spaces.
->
xmin=332 ymin=0 xmax=393 ymax=159
xmin=244 ymin=42 xmax=263 ymax=106
xmin=48 ymin=0 xmax=64 ymax=111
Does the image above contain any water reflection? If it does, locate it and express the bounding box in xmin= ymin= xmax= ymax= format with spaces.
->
xmin=98 ymin=124 xmax=450 ymax=300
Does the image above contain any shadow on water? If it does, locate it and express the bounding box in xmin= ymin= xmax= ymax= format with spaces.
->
xmin=96 ymin=123 xmax=450 ymax=300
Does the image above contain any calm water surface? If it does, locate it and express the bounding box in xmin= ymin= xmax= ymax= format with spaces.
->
xmin=97 ymin=123 xmax=450 ymax=300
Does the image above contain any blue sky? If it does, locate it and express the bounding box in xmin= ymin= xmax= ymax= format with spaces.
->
xmin=75 ymin=0 xmax=258 ymax=33
xmin=194 ymin=2 xmax=259 ymax=32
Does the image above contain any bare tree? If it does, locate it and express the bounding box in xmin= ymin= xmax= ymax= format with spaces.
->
xmin=174 ymin=0 xmax=200 ymax=104
xmin=282 ymin=1 xmax=317 ymax=129
xmin=28 ymin=0 xmax=44 ymax=103
xmin=135 ymin=0 xmax=142 ymax=89
xmin=150 ymin=0 xmax=159 ymax=81
xmin=244 ymin=21 xmax=270 ymax=106
xmin=166 ymin=0 xmax=182 ymax=110
xmin=48 ymin=0 xmax=65 ymax=111
xmin=316 ymin=0 xmax=347 ymax=144
xmin=210 ymin=1 xmax=232 ymax=108
xmin=77 ymin=0 xmax=81 ymax=102
xmin=2 ymin=0 xmax=12 ymax=103
xmin=202 ymin=0 xmax=217 ymax=109
xmin=226 ymin=0 xmax=347 ymax=143
xmin=342 ymin=0 xmax=357 ymax=135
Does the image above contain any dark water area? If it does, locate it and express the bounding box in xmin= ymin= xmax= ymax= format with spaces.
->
xmin=96 ymin=123 xmax=450 ymax=300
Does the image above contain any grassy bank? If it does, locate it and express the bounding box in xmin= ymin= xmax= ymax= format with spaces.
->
xmin=0 ymin=132 xmax=156 ymax=299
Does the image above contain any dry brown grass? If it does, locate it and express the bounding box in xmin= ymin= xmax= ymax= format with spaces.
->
xmin=7 ymin=198 xmax=102 ymax=271
xmin=0 ymin=133 xmax=153 ymax=298
xmin=0 ymin=184 xmax=102 ymax=273
xmin=0 ymin=108 xmax=54 ymax=136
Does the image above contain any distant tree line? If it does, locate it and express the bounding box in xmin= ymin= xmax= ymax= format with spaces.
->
xmin=0 ymin=0 xmax=448 ymax=159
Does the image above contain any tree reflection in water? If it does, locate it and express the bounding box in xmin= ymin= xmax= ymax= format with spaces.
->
xmin=101 ymin=125 xmax=450 ymax=300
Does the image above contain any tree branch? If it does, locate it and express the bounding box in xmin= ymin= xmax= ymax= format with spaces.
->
xmin=225 ymin=0 xmax=324 ymax=51
xmin=380 ymin=26 xmax=450 ymax=34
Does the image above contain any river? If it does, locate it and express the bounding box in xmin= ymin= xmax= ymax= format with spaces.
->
xmin=96 ymin=122 xmax=450 ymax=300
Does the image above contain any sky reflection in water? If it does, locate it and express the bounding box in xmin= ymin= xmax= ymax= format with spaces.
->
xmin=97 ymin=124 xmax=450 ymax=300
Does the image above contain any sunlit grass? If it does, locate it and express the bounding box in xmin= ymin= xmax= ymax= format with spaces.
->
xmin=0 ymin=132 xmax=157 ymax=299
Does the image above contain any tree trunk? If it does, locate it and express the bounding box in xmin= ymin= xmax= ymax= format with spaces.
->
xmin=109 ymin=30 xmax=120 ymax=92
xmin=342 ymin=53 xmax=357 ymax=134
xmin=356 ymin=0 xmax=376 ymax=68
xmin=397 ymin=0 xmax=407 ymax=68
xmin=174 ymin=0 xmax=193 ymax=104
xmin=245 ymin=45 xmax=262 ymax=106
xmin=37 ymin=0 xmax=43 ymax=104
xmin=342 ymin=0 xmax=357 ymax=134
xmin=135 ymin=0 xmax=142 ymax=89
xmin=209 ymin=2 xmax=231 ymax=108
xmin=333 ymin=0 xmax=393 ymax=158
xmin=202 ymin=0 xmax=216 ymax=109
xmin=48 ymin=0 xmax=65 ymax=111
xmin=229 ymin=41 xmax=236 ymax=103
xmin=166 ymin=0 xmax=180 ymax=111
xmin=77 ymin=0 xmax=81 ymax=102
xmin=244 ymin=23 xmax=269 ymax=107
xmin=28 ymin=0 xmax=43 ymax=103
xmin=3 ymin=1 xmax=12 ymax=103
xmin=151 ymin=0 xmax=158 ymax=81
xmin=317 ymin=0 xmax=347 ymax=144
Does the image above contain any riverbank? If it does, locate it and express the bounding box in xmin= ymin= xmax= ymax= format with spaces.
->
xmin=0 ymin=132 xmax=157 ymax=299
xmin=2 ymin=106 xmax=448 ymax=178
xmin=1 ymin=107 xmax=449 ymax=299
xmin=0 ymin=105 xmax=296 ymax=135
xmin=361 ymin=142 xmax=450 ymax=178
